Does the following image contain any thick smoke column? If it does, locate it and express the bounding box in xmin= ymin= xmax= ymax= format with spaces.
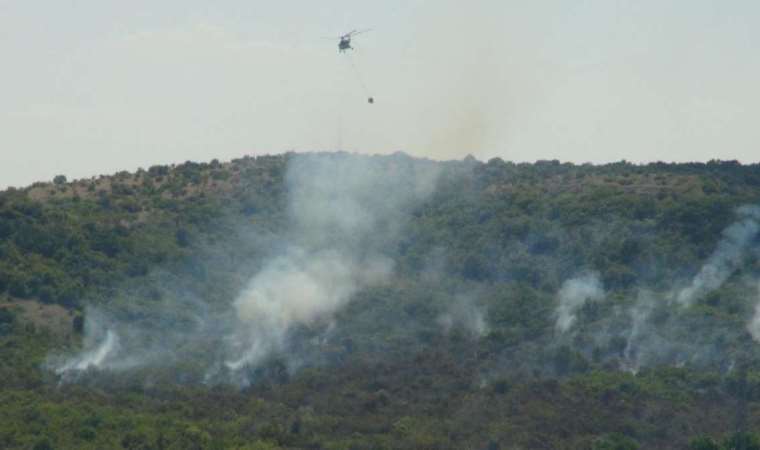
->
xmin=225 ymin=153 xmax=439 ymax=372
xmin=225 ymin=249 xmax=392 ymax=370
xmin=676 ymin=206 xmax=760 ymax=306
xmin=555 ymin=273 xmax=604 ymax=334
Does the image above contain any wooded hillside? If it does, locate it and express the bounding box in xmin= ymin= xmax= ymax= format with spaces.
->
xmin=2 ymin=153 xmax=760 ymax=449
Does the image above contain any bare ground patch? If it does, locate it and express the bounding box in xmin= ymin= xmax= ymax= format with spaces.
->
xmin=1 ymin=298 xmax=75 ymax=339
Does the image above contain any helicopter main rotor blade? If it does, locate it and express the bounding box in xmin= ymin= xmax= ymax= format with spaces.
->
xmin=347 ymin=29 xmax=372 ymax=37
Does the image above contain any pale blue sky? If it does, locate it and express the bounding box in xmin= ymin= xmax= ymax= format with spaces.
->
xmin=1 ymin=1 xmax=759 ymax=187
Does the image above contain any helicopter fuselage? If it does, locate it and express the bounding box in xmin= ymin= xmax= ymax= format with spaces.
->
xmin=339 ymin=38 xmax=352 ymax=52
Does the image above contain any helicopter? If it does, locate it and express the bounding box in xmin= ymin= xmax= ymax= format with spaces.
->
xmin=335 ymin=29 xmax=371 ymax=53
xmin=324 ymin=29 xmax=375 ymax=104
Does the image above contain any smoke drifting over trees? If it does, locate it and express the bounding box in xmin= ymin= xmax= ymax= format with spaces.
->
xmin=554 ymin=272 xmax=604 ymax=334
xmin=676 ymin=206 xmax=760 ymax=306
xmin=38 ymin=155 xmax=760 ymax=390
xmin=223 ymin=154 xmax=439 ymax=375
xmin=53 ymin=153 xmax=444 ymax=382
xmin=4 ymin=154 xmax=760 ymax=448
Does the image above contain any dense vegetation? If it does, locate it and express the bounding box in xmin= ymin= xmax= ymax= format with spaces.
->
xmin=2 ymin=153 xmax=760 ymax=449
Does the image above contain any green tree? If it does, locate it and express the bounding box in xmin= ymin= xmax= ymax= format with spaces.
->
xmin=593 ymin=433 xmax=639 ymax=450
xmin=689 ymin=437 xmax=720 ymax=450
xmin=724 ymin=432 xmax=760 ymax=450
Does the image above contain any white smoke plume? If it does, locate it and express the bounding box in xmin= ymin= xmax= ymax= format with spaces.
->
xmin=612 ymin=204 xmax=760 ymax=373
xmin=225 ymin=249 xmax=393 ymax=370
xmin=224 ymin=153 xmax=440 ymax=373
xmin=621 ymin=291 xmax=657 ymax=374
xmin=675 ymin=206 xmax=760 ymax=306
xmin=50 ymin=153 xmax=440 ymax=382
xmin=57 ymin=330 xmax=119 ymax=373
xmin=746 ymin=284 xmax=760 ymax=342
xmin=53 ymin=310 xmax=120 ymax=375
xmin=51 ymin=280 xmax=226 ymax=378
xmin=437 ymin=294 xmax=489 ymax=338
xmin=555 ymin=272 xmax=604 ymax=334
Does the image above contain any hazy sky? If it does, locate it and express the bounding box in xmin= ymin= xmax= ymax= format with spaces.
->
xmin=1 ymin=0 xmax=759 ymax=188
